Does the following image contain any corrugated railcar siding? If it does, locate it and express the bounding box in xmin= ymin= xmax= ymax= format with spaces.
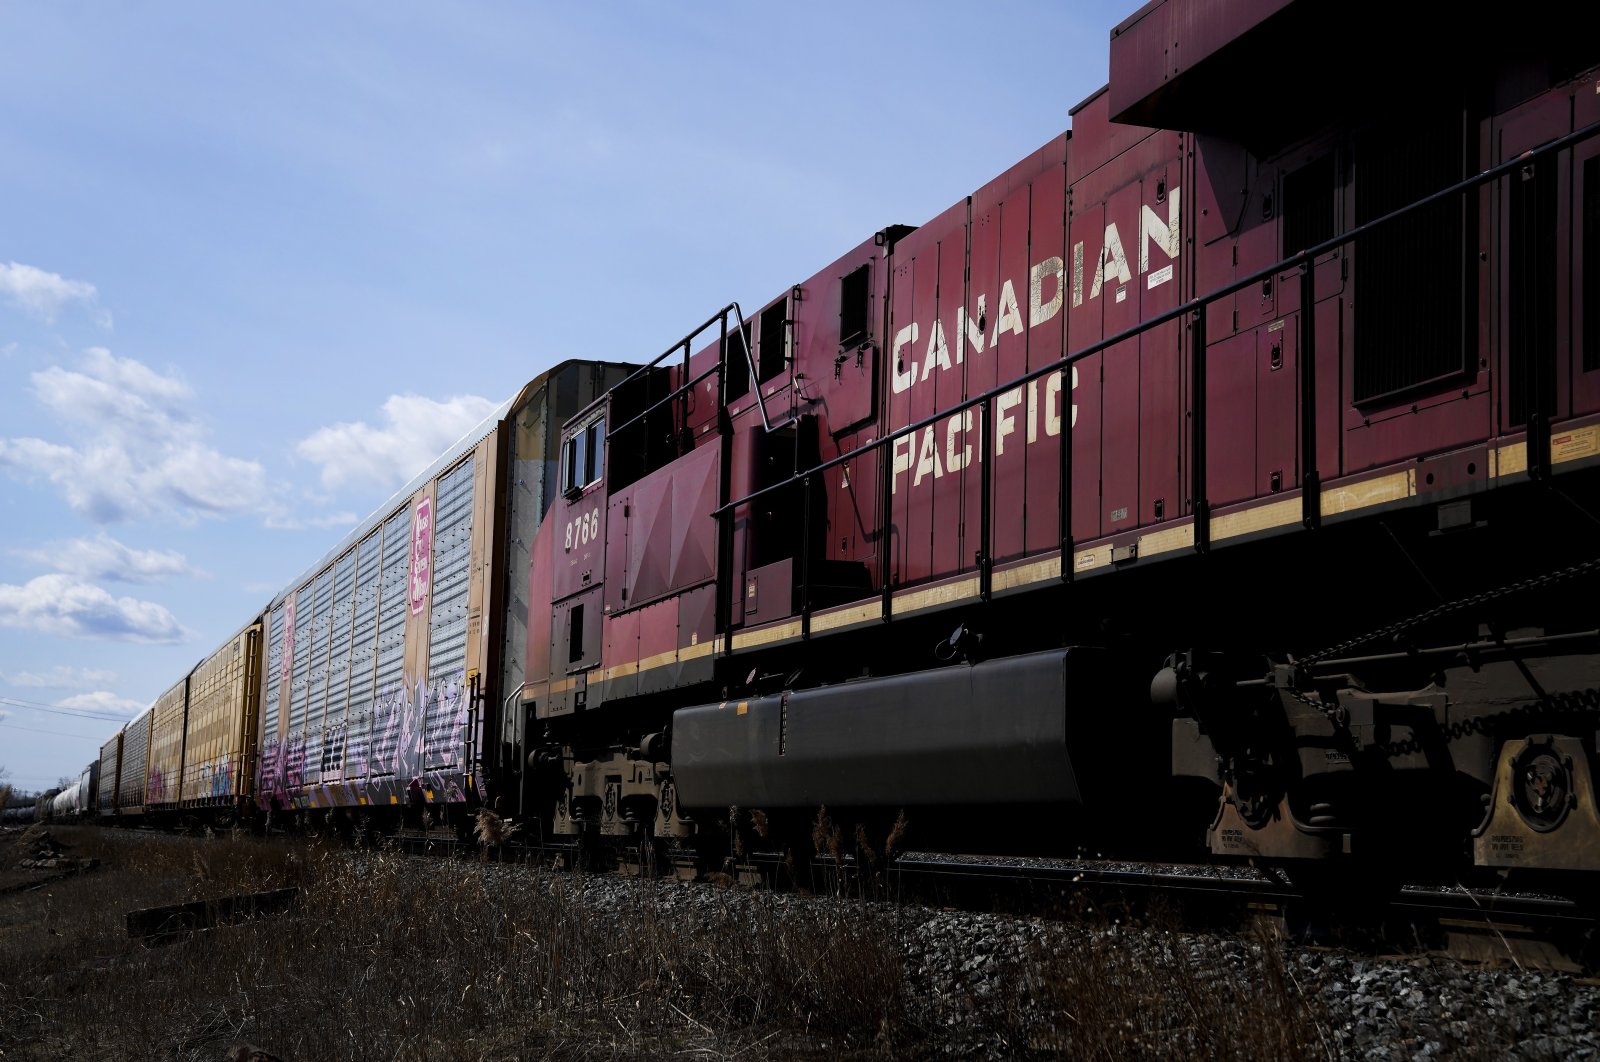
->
xmin=425 ymin=457 xmax=474 ymax=769
xmin=345 ymin=528 xmax=382 ymax=780
xmin=147 ymin=680 xmax=187 ymax=806
xmin=326 ymin=549 xmax=357 ymax=728
xmin=263 ymin=603 xmax=285 ymax=742
xmin=374 ymin=508 xmax=412 ymax=698
xmin=428 ymin=457 xmax=474 ymax=685
xmin=307 ymin=566 xmax=335 ymax=734
xmin=118 ymin=711 xmax=150 ymax=810
xmin=185 ymin=628 xmax=257 ymax=802
xmin=369 ymin=507 xmax=412 ymax=777
xmin=97 ymin=734 xmax=121 ymax=813
xmin=289 ymin=584 xmax=312 ymax=734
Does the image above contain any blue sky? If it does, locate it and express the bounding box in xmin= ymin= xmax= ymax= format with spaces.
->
xmin=0 ymin=2 xmax=1110 ymax=793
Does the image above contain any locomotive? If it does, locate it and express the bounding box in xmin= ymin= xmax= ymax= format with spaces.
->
xmin=83 ymin=0 xmax=1600 ymax=893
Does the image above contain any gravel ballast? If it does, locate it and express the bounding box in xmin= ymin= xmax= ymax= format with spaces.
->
xmin=480 ymin=863 xmax=1600 ymax=1059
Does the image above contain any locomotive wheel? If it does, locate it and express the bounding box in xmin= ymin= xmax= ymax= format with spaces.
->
xmin=1512 ymin=741 xmax=1575 ymax=833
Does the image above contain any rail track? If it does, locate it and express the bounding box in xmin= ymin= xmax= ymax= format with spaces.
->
xmin=701 ymin=847 xmax=1600 ymax=973
xmin=62 ymin=820 xmax=1600 ymax=973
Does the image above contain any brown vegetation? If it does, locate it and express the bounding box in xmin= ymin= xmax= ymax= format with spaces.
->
xmin=0 ymin=827 xmax=1352 ymax=1060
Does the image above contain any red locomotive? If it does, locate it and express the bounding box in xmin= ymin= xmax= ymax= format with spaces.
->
xmin=89 ymin=0 xmax=1600 ymax=894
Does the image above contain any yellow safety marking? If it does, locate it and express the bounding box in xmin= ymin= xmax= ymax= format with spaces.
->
xmin=640 ymin=648 xmax=680 ymax=671
xmin=1491 ymin=441 xmax=1527 ymax=478
xmin=426 ymin=790 xmax=434 ymax=800
xmin=595 ymin=643 xmax=716 ymax=693
xmin=601 ymin=659 xmax=640 ymax=683
xmin=359 ymin=796 xmax=367 ymax=805
xmin=1139 ymin=522 xmax=1194 ymax=558
xmin=390 ymin=795 xmax=399 ymax=805
xmin=992 ymin=557 xmax=1059 ymax=592
xmin=893 ymin=575 xmax=980 ymax=615
xmin=1211 ymin=497 xmax=1302 ymax=542
xmin=736 ymin=701 xmax=748 ymax=716
xmin=549 ymin=677 xmax=577 ymax=695
xmin=731 ymin=619 xmax=803 ymax=651
xmin=811 ymin=599 xmax=882 ymax=632
xmin=1320 ymin=469 xmax=1413 ymax=517
xmin=1552 ymin=424 xmax=1600 ymax=466
xmin=1074 ymin=544 xmax=1113 ymax=573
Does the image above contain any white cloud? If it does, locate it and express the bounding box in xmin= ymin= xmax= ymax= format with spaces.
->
xmin=0 ymin=574 xmax=186 ymax=643
xmin=0 ymin=261 xmax=108 ymax=325
xmin=296 ymin=393 xmax=498 ymax=492
xmin=2 ymin=665 xmax=117 ymax=690
xmin=262 ymin=510 xmax=359 ymax=532
xmin=16 ymin=532 xmax=198 ymax=583
xmin=0 ymin=348 xmax=279 ymax=524
xmin=56 ymin=691 xmax=145 ymax=715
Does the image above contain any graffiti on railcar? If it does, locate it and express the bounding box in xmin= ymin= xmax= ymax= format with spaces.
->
xmin=319 ymin=724 xmax=347 ymax=780
xmin=302 ymin=727 xmax=323 ymax=788
xmin=256 ymin=667 xmax=476 ymax=810
xmin=195 ymin=756 xmax=235 ymax=801
xmin=283 ymin=732 xmax=307 ymax=793
xmin=258 ymin=738 xmax=287 ymax=810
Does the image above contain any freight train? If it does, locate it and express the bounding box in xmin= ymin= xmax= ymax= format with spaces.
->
xmin=74 ymin=0 xmax=1600 ymax=896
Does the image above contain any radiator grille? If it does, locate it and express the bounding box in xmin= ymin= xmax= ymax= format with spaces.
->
xmin=1352 ymin=118 xmax=1468 ymax=403
xmin=1507 ymin=154 xmax=1558 ymax=427
xmin=1584 ymin=157 xmax=1599 ymax=374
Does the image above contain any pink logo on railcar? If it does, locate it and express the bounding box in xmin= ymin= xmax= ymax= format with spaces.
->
xmin=410 ymin=496 xmax=432 ymax=616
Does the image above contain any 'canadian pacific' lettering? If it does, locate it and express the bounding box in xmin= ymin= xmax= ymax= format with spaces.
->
xmin=888 ymin=188 xmax=1180 ymax=496
xmin=891 ymin=366 xmax=1077 ymax=493
xmin=892 ymin=187 xmax=1179 ymax=397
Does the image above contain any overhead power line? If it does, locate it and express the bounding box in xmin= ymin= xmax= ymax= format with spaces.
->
xmin=0 ymin=696 xmax=134 ymax=722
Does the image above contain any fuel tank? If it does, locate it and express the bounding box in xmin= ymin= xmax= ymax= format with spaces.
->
xmin=671 ymin=648 xmax=1097 ymax=810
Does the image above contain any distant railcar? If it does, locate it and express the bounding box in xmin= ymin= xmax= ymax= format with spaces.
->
xmin=97 ymin=732 xmax=121 ymax=821
xmin=115 ymin=710 xmax=152 ymax=824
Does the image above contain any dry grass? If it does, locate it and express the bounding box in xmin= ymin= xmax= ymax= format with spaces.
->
xmin=989 ymin=917 xmax=1332 ymax=1059
xmin=0 ymin=828 xmax=908 ymax=1060
xmin=0 ymin=826 xmax=1485 ymax=1061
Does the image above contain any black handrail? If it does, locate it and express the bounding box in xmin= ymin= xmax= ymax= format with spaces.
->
xmin=606 ymin=361 xmax=720 ymax=439
xmin=604 ymin=301 xmax=779 ymax=442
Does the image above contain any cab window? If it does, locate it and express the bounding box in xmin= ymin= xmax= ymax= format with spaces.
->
xmin=562 ymin=416 xmax=605 ymax=495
